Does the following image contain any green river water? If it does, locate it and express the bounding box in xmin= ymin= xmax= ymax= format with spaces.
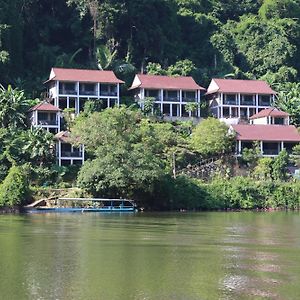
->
xmin=0 ymin=212 xmax=300 ymax=300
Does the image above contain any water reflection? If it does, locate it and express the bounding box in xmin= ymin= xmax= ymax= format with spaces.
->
xmin=0 ymin=212 xmax=300 ymax=299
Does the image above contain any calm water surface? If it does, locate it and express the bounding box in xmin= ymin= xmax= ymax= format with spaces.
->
xmin=1 ymin=212 xmax=300 ymax=300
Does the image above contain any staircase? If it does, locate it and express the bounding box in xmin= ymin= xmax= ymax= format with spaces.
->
xmin=176 ymin=155 xmax=232 ymax=180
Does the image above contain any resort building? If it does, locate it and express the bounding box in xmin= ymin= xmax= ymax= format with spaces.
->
xmin=231 ymin=108 xmax=300 ymax=156
xmin=129 ymin=74 xmax=205 ymax=120
xmin=29 ymin=67 xmax=124 ymax=166
xmin=206 ymin=78 xmax=276 ymax=122
xmin=28 ymin=102 xmax=61 ymax=134
xmin=54 ymin=131 xmax=85 ymax=166
xmin=45 ymin=67 xmax=124 ymax=115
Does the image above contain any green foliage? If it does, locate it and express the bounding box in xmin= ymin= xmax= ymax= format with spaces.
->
xmin=146 ymin=63 xmax=167 ymax=75
xmin=274 ymin=82 xmax=300 ymax=126
xmin=191 ymin=118 xmax=234 ymax=156
xmin=241 ymin=141 xmax=261 ymax=168
xmin=22 ymin=128 xmax=55 ymax=167
xmin=253 ymin=157 xmax=273 ymax=181
xmin=96 ymin=45 xmax=117 ymax=70
xmin=272 ymin=149 xmax=290 ymax=181
xmin=0 ymin=165 xmax=29 ymax=207
xmin=0 ymin=85 xmax=30 ymax=129
xmin=73 ymin=107 xmax=192 ymax=198
xmin=142 ymin=97 xmax=156 ymax=115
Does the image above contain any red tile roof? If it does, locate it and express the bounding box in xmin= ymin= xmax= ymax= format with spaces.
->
xmin=232 ymin=124 xmax=300 ymax=142
xmin=207 ymin=78 xmax=276 ymax=95
xmin=129 ymin=74 xmax=205 ymax=91
xmin=29 ymin=102 xmax=61 ymax=112
xmin=46 ymin=68 xmax=124 ymax=84
xmin=250 ymin=108 xmax=289 ymax=120
xmin=54 ymin=131 xmax=71 ymax=143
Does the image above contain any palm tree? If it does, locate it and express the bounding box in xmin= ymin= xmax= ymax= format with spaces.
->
xmin=22 ymin=127 xmax=55 ymax=166
xmin=96 ymin=45 xmax=117 ymax=70
xmin=0 ymin=85 xmax=28 ymax=129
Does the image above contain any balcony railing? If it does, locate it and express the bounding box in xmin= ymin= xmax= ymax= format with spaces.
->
xmin=163 ymin=97 xmax=180 ymax=102
xmin=263 ymin=149 xmax=279 ymax=155
xmin=79 ymin=90 xmax=97 ymax=96
xmin=61 ymin=151 xmax=83 ymax=158
xmin=100 ymin=91 xmax=117 ymax=97
xmin=259 ymin=101 xmax=271 ymax=106
xmin=183 ymin=98 xmax=197 ymax=102
xmin=224 ymin=100 xmax=238 ymax=105
xmin=240 ymin=100 xmax=255 ymax=106
xmin=38 ymin=120 xmax=58 ymax=126
xmin=59 ymin=89 xmax=77 ymax=95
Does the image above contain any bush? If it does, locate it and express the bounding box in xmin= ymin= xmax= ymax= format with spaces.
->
xmin=0 ymin=165 xmax=30 ymax=207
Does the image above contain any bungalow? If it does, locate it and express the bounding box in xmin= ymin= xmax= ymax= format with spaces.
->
xmin=231 ymin=109 xmax=300 ymax=156
xmin=129 ymin=74 xmax=205 ymax=120
xmin=45 ymin=67 xmax=124 ymax=114
xmin=54 ymin=131 xmax=84 ymax=166
xmin=28 ymin=102 xmax=61 ymax=134
xmin=206 ymin=78 xmax=276 ymax=122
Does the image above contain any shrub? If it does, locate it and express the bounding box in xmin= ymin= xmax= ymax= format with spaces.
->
xmin=0 ymin=165 xmax=30 ymax=207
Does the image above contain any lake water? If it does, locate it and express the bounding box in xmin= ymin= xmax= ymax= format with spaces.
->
xmin=1 ymin=212 xmax=300 ymax=300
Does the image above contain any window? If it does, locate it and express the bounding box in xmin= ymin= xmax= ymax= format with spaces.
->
xmin=80 ymin=83 xmax=96 ymax=95
xmin=146 ymin=89 xmax=159 ymax=98
xmin=259 ymin=95 xmax=271 ymax=106
xmin=274 ymin=117 xmax=284 ymax=125
xmin=241 ymin=94 xmax=254 ymax=105
xmin=183 ymin=91 xmax=196 ymax=102
xmin=163 ymin=104 xmax=171 ymax=116
xmin=223 ymin=107 xmax=230 ymax=118
xmin=224 ymin=94 xmax=237 ymax=105
xmin=164 ymin=90 xmax=178 ymax=102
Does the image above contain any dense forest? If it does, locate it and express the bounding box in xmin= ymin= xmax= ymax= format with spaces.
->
xmin=1 ymin=0 xmax=300 ymax=211
xmin=1 ymin=0 xmax=300 ymax=96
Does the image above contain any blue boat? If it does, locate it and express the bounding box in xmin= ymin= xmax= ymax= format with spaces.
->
xmin=25 ymin=198 xmax=137 ymax=213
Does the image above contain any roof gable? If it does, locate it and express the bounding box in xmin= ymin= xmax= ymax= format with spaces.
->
xmin=129 ymin=74 xmax=205 ymax=91
xmin=207 ymin=78 xmax=276 ymax=95
xmin=29 ymin=102 xmax=61 ymax=112
xmin=232 ymin=124 xmax=300 ymax=142
xmin=47 ymin=68 xmax=124 ymax=84
xmin=250 ymin=108 xmax=289 ymax=120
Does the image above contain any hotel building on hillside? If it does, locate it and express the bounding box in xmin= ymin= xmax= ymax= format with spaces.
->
xmin=129 ymin=74 xmax=205 ymax=120
xmin=206 ymin=78 xmax=276 ymax=122
xmin=231 ymin=108 xmax=300 ymax=156
xmin=45 ymin=68 xmax=124 ymax=115
xmin=28 ymin=68 xmax=124 ymax=166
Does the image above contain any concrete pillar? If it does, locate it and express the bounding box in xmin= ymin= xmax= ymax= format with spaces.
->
xmin=260 ymin=141 xmax=264 ymax=155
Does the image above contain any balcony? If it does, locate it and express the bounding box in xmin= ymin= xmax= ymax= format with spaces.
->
xmin=100 ymin=91 xmax=118 ymax=97
xmin=259 ymin=100 xmax=271 ymax=106
xmin=164 ymin=97 xmax=180 ymax=102
xmin=61 ymin=151 xmax=83 ymax=158
xmin=183 ymin=98 xmax=197 ymax=103
xmin=79 ymin=90 xmax=97 ymax=96
xmin=240 ymin=100 xmax=255 ymax=106
xmin=38 ymin=120 xmax=58 ymax=126
xmin=59 ymin=89 xmax=77 ymax=95
xmin=224 ymin=99 xmax=238 ymax=105
xmin=263 ymin=149 xmax=279 ymax=156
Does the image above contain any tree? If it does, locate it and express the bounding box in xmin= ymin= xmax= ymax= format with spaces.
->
xmin=272 ymin=149 xmax=290 ymax=181
xmin=22 ymin=128 xmax=55 ymax=167
xmin=0 ymin=85 xmax=30 ymax=129
xmin=185 ymin=103 xmax=199 ymax=117
xmin=96 ymin=44 xmax=117 ymax=70
xmin=0 ymin=165 xmax=29 ymax=207
xmin=253 ymin=157 xmax=273 ymax=180
xmin=191 ymin=118 xmax=234 ymax=156
xmin=274 ymin=82 xmax=300 ymax=126
xmin=73 ymin=107 xmax=165 ymax=197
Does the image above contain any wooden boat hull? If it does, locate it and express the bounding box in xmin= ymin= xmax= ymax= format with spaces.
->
xmin=26 ymin=207 xmax=135 ymax=213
